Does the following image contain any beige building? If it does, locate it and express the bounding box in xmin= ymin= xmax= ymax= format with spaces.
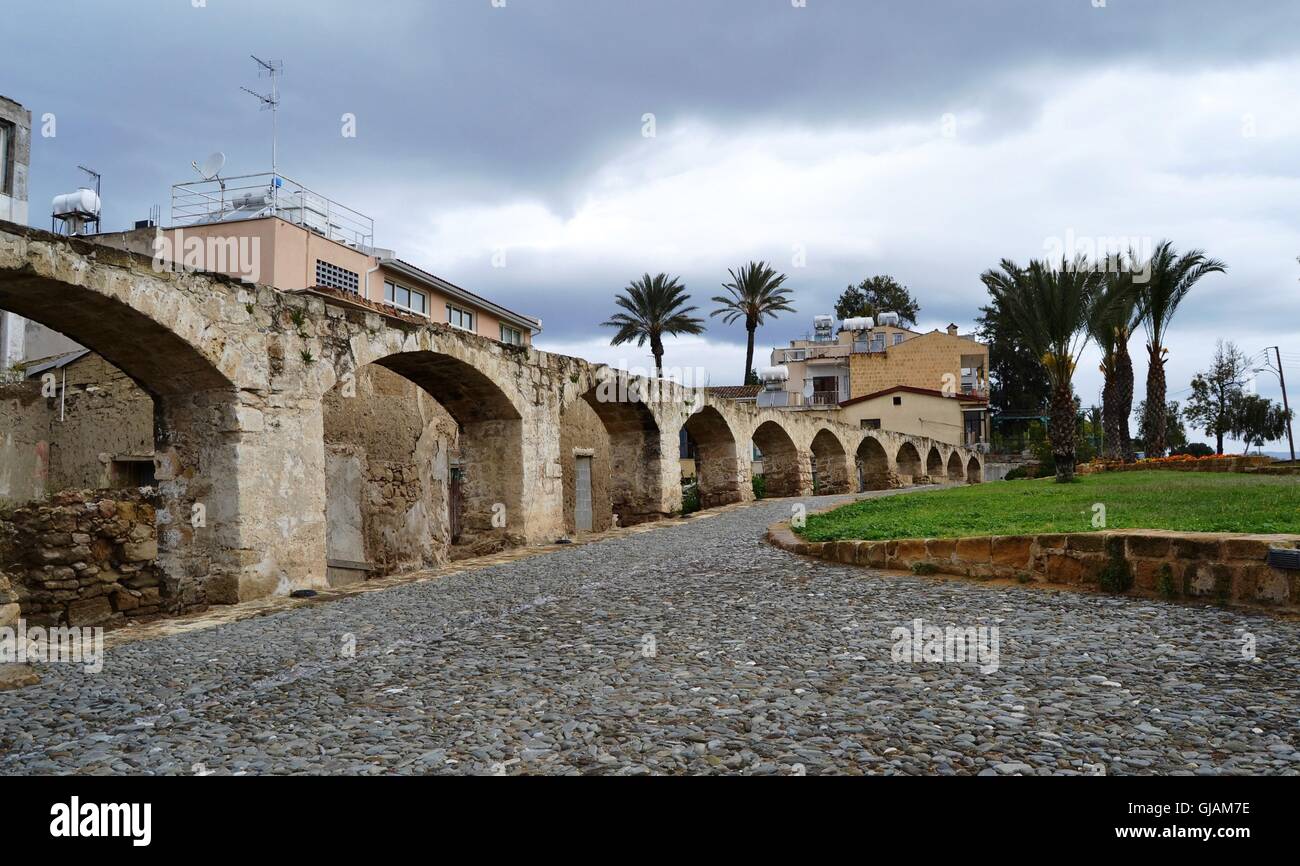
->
xmin=757 ymin=314 xmax=990 ymax=447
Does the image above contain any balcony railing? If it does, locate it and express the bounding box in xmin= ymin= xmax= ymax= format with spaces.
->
xmin=170 ymin=172 xmax=375 ymax=247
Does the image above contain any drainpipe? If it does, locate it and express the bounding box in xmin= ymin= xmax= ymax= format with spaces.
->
xmin=362 ymin=261 xmax=382 ymax=302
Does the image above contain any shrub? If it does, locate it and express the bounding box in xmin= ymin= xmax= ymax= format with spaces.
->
xmin=910 ymin=562 xmax=938 ymax=575
xmin=1016 ymin=571 xmax=1033 ymax=584
xmin=752 ymin=474 xmax=767 ymax=500
xmin=1172 ymin=443 xmax=1215 ymax=458
xmin=1004 ymin=466 xmax=1033 ymax=481
xmin=681 ymin=479 xmax=700 ymax=515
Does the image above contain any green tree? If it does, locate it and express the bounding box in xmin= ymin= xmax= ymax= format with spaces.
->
xmin=602 ymin=273 xmax=705 ymax=378
xmin=710 ymin=261 xmax=796 ymax=385
xmin=1133 ymin=242 xmax=1227 ymax=456
xmin=975 ymin=301 xmax=1051 ymax=417
xmin=1135 ymin=399 xmax=1187 ymax=455
xmin=1230 ymin=394 xmax=1293 ymax=453
xmin=834 ymin=275 xmax=920 ymax=326
xmin=981 ymin=256 xmax=1102 ymax=482
xmin=1088 ymin=257 xmax=1143 ymax=459
xmin=1184 ymin=340 xmax=1250 ymax=455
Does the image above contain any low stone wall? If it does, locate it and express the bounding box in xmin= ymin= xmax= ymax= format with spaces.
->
xmin=770 ymin=524 xmax=1300 ymax=613
xmin=0 ymin=489 xmax=183 ymax=629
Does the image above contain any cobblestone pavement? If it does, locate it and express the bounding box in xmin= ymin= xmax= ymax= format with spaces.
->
xmin=3 ymin=491 xmax=1298 ymax=776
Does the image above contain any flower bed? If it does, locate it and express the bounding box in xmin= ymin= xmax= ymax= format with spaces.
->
xmin=1080 ymin=454 xmax=1272 ymax=474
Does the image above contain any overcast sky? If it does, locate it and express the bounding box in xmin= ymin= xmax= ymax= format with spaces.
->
xmin=5 ymin=0 xmax=1300 ymax=450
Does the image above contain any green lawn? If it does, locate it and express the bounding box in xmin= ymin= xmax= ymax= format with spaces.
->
xmin=798 ymin=471 xmax=1300 ymax=542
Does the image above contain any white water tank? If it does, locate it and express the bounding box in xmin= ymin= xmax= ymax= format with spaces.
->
xmin=877 ymin=311 xmax=900 ymax=326
xmin=843 ymin=316 xmax=874 ymax=331
xmin=759 ymin=365 xmax=789 ymax=384
xmin=52 ymin=188 xmax=101 ymax=219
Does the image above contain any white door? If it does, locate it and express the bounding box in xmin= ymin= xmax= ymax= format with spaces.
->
xmin=574 ymin=456 xmax=593 ymax=532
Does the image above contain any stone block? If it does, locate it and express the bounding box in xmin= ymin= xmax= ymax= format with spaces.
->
xmin=122 ymin=540 xmax=158 ymax=562
xmin=1066 ymin=533 xmax=1106 ymax=553
xmin=1125 ymin=534 xmax=1170 ymax=559
xmin=991 ymin=536 xmax=1033 ymax=568
xmin=925 ymin=539 xmax=956 ymax=561
xmin=954 ymin=536 xmax=991 ymax=563
xmin=66 ymin=596 xmax=114 ymax=626
xmin=1172 ymin=537 xmax=1221 ymax=561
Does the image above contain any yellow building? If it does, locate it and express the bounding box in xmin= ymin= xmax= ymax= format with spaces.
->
xmin=759 ymin=315 xmax=990 ymax=447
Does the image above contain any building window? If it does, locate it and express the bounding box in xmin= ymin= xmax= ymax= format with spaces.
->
xmin=860 ymin=419 xmax=881 ymax=430
xmin=869 ymin=334 xmax=885 ymax=352
xmin=892 ymin=395 xmax=902 ymax=405
xmin=500 ymin=324 xmax=523 ymax=345
xmin=383 ymin=280 xmax=427 ymax=315
xmin=315 ymin=259 xmax=359 ymax=293
xmin=893 ymin=333 xmax=905 ymax=345
xmin=447 ymin=304 xmax=475 ymax=332
xmin=0 ymin=121 xmax=11 ymax=195
xmin=110 ymin=458 xmax=156 ymax=489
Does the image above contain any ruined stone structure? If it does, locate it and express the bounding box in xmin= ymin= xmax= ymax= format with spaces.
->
xmin=0 ymin=221 xmax=982 ymax=616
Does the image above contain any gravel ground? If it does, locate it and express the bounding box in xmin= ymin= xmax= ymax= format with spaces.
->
xmin=2 ymin=491 xmax=1298 ymax=776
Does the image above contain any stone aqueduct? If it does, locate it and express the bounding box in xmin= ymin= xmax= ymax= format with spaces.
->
xmin=0 ymin=223 xmax=982 ymax=607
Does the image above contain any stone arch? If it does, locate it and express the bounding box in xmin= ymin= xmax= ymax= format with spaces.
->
xmin=321 ymin=363 xmax=458 ymax=583
xmin=751 ymin=420 xmax=804 ymax=497
xmin=855 ymin=436 xmax=891 ymax=491
xmin=364 ymin=350 xmax=526 ymax=552
xmin=966 ymin=454 xmax=983 ymax=484
xmin=926 ymin=445 xmax=944 ymax=481
xmin=947 ymin=450 xmax=964 ymax=482
xmin=895 ymin=441 xmax=923 ymax=485
xmin=810 ymin=428 xmax=850 ymax=495
xmin=683 ymin=405 xmax=744 ymax=508
xmin=0 ymin=231 xmax=252 ymax=609
xmin=572 ymin=381 xmax=664 ymax=528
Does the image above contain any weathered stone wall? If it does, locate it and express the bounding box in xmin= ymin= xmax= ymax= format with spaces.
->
xmin=0 ymin=489 xmax=178 ymax=628
xmin=0 ymin=380 xmax=49 ymax=505
xmin=774 ymin=524 xmax=1300 ymax=613
xmin=322 ymin=364 xmax=457 ymax=577
xmin=0 ymin=355 xmax=153 ymax=503
xmin=0 ymin=222 xmax=982 ymax=609
xmin=559 ymin=397 xmax=613 ymax=533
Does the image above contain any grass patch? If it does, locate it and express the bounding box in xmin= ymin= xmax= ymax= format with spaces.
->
xmin=799 ymin=471 xmax=1300 ymax=542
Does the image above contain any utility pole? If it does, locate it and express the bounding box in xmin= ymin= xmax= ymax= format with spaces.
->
xmin=1272 ymin=346 xmax=1295 ymax=462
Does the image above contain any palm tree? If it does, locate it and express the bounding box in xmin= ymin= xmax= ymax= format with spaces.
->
xmin=981 ymin=256 xmax=1102 ymax=482
xmin=710 ymin=261 xmax=797 ymax=384
xmin=1133 ymin=242 xmax=1227 ymax=456
xmin=1088 ymin=256 xmax=1143 ymax=460
xmin=602 ymin=273 xmax=706 ymax=378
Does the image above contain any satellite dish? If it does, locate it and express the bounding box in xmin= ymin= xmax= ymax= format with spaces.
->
xmin=194 ymin=151 xmax=226 ymax=180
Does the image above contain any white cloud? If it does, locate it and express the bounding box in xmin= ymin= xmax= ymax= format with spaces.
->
xmin=411 ymin=60 xmax=1300 ymax=448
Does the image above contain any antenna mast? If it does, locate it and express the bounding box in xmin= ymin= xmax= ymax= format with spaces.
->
xmin=241 ymin=55 xmax=283 ymax=179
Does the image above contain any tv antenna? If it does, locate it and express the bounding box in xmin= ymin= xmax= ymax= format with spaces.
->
xmin=241 ymin=55 xmax=282 ymax=178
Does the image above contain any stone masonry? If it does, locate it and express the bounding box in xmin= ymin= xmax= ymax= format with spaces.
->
xmin=0 ymin=221 xmax=982 ymax=611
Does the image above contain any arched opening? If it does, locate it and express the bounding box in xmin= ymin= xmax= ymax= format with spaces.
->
xmin=926 ymin=446 xmax=943 ymax=481
xmin=321 ymin=363 xmax=459 ymax=584
xmin=683 ymin=406 xmax=743 ymax=508
xmin=895 ymin=442 xmax=923 ymax=485
xmin=947 ymin=451 xmax=964 ymax=482
xmin=322 ymin=350 xmax=525 ymax=570
xmin=0 ymin=264 xmax=241 ymax=622
xmin=752 ymin=420 xmax=803 ymax=497
xmin=966 ymin=455 xmax=983 ymax=484
xmin=565 ymin=378 xmax=665 ymax=531
xmin=810 ymin=429 xmax=850 ymax=495
xmin=855 ymin=436 xmax=891 ymax=491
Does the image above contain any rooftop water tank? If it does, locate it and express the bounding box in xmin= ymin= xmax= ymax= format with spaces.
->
xmin=877 ymin=311 xmax=900 ymax=326
xmin=759 ymin=365 xmax=789 ymax=383
xmin=843 ymin=316 xmax=874 ymax=331
xmin=52 ymin=188 xmax=101 ymax=219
